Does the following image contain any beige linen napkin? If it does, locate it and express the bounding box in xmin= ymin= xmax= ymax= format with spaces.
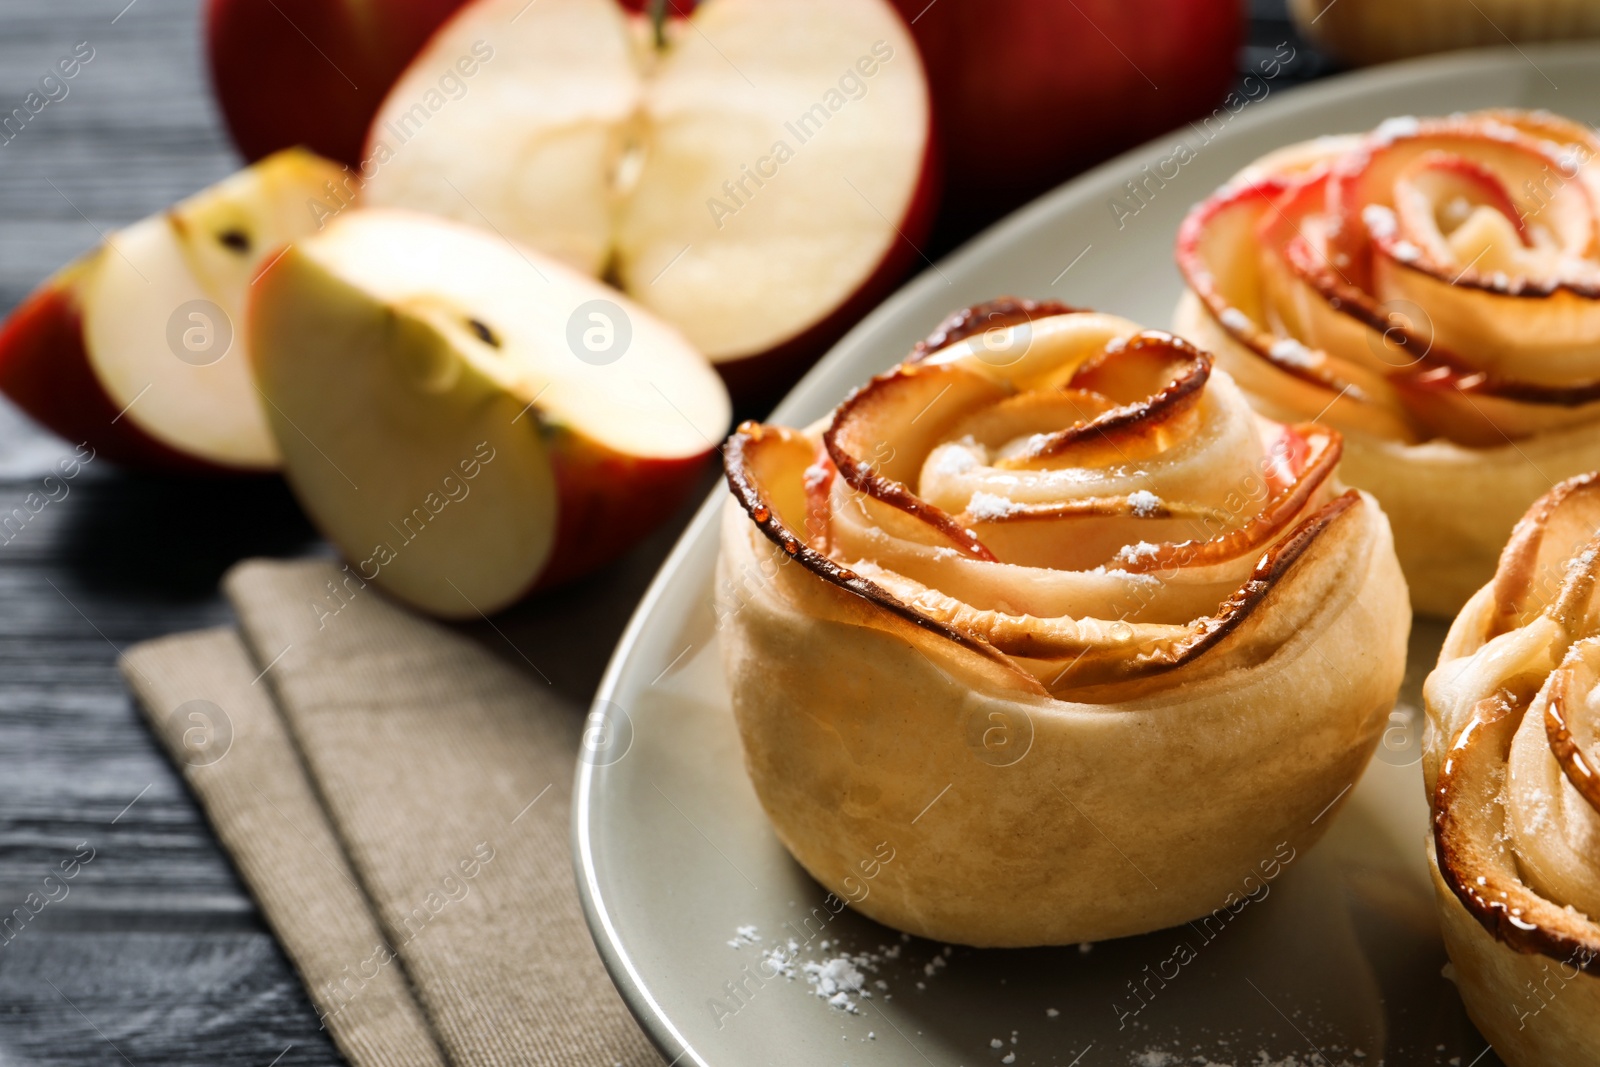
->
xmin=121 ymin=558 xmax=659 ymax=1067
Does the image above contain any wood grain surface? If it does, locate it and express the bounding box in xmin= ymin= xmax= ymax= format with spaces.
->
xmin=0 ymin=1 xmax=1325 ymax=1063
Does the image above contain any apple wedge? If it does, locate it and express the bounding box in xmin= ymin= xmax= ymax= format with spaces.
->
xmin=0 ymin=148 xmax=349 ymax=471
xmin=360 ymin=0 xmax=935 ymax=398
xmin=249 ymin=208 xmax=730 ymax=616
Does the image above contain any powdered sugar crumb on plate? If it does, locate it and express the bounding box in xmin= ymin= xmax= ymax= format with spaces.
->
xmin=804 ymin=956 xmax=867 ymax=1013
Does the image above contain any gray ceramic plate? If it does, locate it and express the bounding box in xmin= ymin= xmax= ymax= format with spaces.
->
xmin=574 ymin=42 xmax=1600 ymax=1067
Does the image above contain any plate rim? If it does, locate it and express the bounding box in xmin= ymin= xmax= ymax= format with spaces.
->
xmin=571 ymin=38 xmax=1600 ymax=1065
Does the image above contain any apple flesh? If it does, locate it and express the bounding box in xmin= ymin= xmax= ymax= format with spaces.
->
xmin=888 ymin=0 xmax=1239 ymax=228
xmin=0 ymin=149 xmax=350 ymax=472
xmin=206 ymin=0 xmax=471 ymax=168
xmin=360 ymin=0 xmax=935 ymax=400
xmin=248 ymin=208 xmax=731 ymax=615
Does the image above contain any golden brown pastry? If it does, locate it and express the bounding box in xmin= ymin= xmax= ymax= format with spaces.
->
xmin=718 ymin=300 xmax=1410 ymax=947
xmin=1424 ymin=474 xmax=1600 ymax=1067
xmin=1290 ymin=0 xmax=1600 ymax=67
xmin=1176 ymin=109 xmax=1600 ymax=617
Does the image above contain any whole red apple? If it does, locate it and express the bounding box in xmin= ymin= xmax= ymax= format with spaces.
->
xmin=891 ymin=0 xmax=1241 ymax=229
xmin=206 ymin=0 xmax=470 ymax=168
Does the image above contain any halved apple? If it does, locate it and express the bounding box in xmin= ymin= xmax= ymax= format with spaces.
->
xmin=0 ymin=149 xmax=349 ymax=471
xmin=249 ymin=208 xmax=731 ymax=615
xmin=360 ymin=0 xmax=935 ymax=399
xmin=206 ymin=0 xmax=472 ymax=168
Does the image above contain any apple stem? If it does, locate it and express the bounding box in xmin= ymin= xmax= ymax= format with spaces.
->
xmin=649 ymin=0 xmax=668 ymax=49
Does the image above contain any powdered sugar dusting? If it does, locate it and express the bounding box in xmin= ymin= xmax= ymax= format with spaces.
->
xmin=804 ymin=955 xmax=867 ymax=1012
xmin=1362 ymin=204 xmax=1398 ymax=239
xmin=1117 ymin=541 xmax=1162 ymax=564
xmin=1130 ymin=1047 xmax=1370 ymax=1066
xmin=1482 ymin=119 xmax=1520 ymax=142
xmin=1374 ymin=115 xmax=1420 ymax=142
xmin=1023 ymin=432 xmax=1056 ymax=455
xmin=725 ymin=924 xmax=955 ymax=1016
xmin=1127 ymin=489 xmax=1161 ymax=516
xmin=1219 ymin=307 xmax=1253 ymax=333
xmin=967 ymin=491 xmax=1024 ymax=521
xmin=762 ymin=944 xmax=797 ymax=979
xmin=930 ymin=445 xmax=979 ymax=477
xmin=1391 ymin=239 xmax=1423 ymax=263
xmin=1268 ymin=337 xmax=1318 ymax=368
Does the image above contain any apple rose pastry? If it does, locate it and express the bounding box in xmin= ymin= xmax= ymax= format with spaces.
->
xmin=718 ymin=300 xmax=1409 ymax=947
xmin=1424 ymin=474 xmax=1600 ymax=1067
xmin=1176 ymin=109 xmax=1600 ymax=617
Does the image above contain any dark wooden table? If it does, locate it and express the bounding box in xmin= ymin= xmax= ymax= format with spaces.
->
xmin=0 ymin=2 xmax=1330 ymax=1063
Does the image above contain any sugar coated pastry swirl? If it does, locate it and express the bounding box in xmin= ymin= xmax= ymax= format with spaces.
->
xmin=1176 ymin=108 xmax=1600 ymax=616
xmin=718 ymin=300 xmax=1409 ymax=946
xmin=1425 ymin=474 xmax=1600 ymax=1067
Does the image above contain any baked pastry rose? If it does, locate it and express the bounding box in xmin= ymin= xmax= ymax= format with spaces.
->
xmin=718 ymin=300 xmax=1409 ymax=947
xmin=1176 ymin=108 xmax=1600 ymax=617
xmin=1289 ymin=0 xmax=1600 ymax=68
xmin=1425 ymin=474 xmax=1600 ymax=1067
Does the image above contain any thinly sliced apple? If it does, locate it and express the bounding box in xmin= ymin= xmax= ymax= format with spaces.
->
xmin=361 ymin=0 xmax=933 ymax=390
xmin=249 ymin=208 xmax=730 ymax=615
xmin=0 ymin=149 xmax=349 ymax=471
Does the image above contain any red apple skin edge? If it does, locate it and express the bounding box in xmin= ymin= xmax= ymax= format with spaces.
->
xmin=0 ymin=277 xmax=223 ymax=473
xmin=206 ymin=0 xmax=470 ymax=168
xmin=715 ymin=112 xmax=943 ymax=416
xmin=606 ymin=0 xmax=941 ymax=414
xmin=532 ymin=433 xmax=712 ymax=591
xmin=892 ymin=0 xmax=1241 ymax=227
